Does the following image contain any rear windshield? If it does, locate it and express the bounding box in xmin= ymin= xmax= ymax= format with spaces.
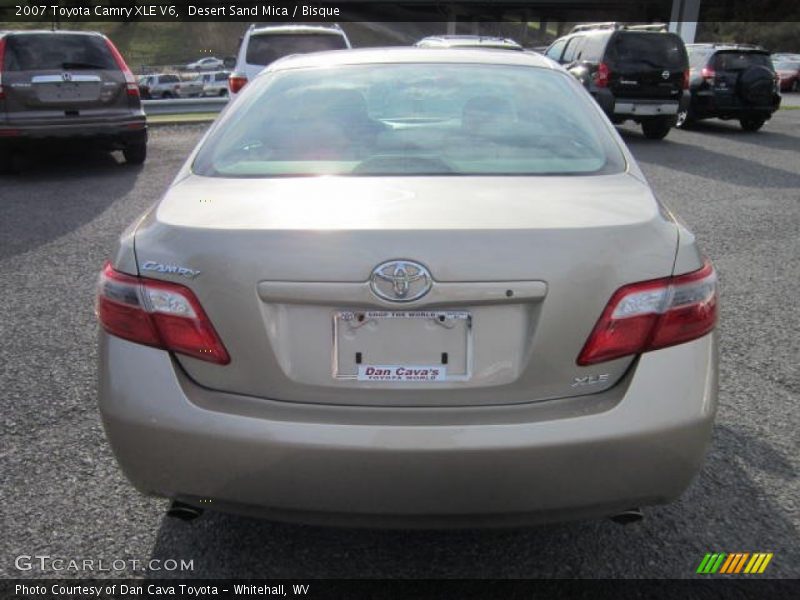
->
xmin=715 ymin=52 xmax=773 ymax=71
xmin=3 ymin=34 xmax=117 ymax=71
xmin=775 ymin=61 xmax=800 ymax=70
xmin=245 ymin=33 xmax=348 ymax=66
xmin=605 ymin=33 xmax=687 ymax=70
xmin=159 ymin=75 xmax=180 ymax=83
xmin=193 ymin=63 xmax=625 ymax=178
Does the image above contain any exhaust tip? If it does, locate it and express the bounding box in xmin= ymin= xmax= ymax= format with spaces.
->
xmin=610 ymin=508 xmax=643 ymax=525
xmin=167 ymin=500 xmax=203 ymax=522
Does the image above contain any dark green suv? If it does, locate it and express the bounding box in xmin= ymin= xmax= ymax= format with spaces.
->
xmin=679 ymin=44 xmax=781 ymax=131
xmin=0 ymin=30 xmax=147 ymax=172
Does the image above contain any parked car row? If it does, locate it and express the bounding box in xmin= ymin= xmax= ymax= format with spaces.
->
xmin=543 ymin=23 xmax=782 ymax=137
xmin=0 ymin=23 xmax=793 ymax=173
xmin=772 ymin=53 xmax=800 ymax=92
xmin=138 ymin=71 xmax=230 ymax=99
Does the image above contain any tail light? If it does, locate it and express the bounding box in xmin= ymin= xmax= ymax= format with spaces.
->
xmin=577 ymin=259 xmax=717 ymax=366
xmin=700 ymin=66 xmax=715 ymax=83
xmin=228 ymin=73 xmax=248 ymax=94
xmin=96 ymin=262 xmax=230 ymax=365
xmin=104 ymin=37 xmax=139 ymax=97
xmin=682 ymin=68 xmax=690 ymax=90
xmin=594 ymin=62 xmax=610 ymax=88
xmin=0 ymin=37 xmax=7 ymax=100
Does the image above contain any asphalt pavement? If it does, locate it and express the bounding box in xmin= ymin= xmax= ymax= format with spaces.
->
xmin=1 ymin=108 xmax=798 ymax=579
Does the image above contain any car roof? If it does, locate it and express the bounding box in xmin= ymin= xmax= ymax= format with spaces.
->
xmin=687 ymin=43 xmax=768 ymax=53
xmin=250 ymin=24 xmax=346 ymax=36
xmin=1 ymin=29 xmax=104 ymax=38
xmin=416 ymin=35 xmax=523 ymax=50
xmin=266 ymin=47 xmax=556 ymax=72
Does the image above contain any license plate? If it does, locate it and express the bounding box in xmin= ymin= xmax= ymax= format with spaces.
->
xmin=333 ymin=310 xmax=471 ymax=382
xmin=615 ymin=102 xmax=678 ymax=116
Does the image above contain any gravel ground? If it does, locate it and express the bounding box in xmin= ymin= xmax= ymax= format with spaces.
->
xmin=1 ymin=110 xmax=798 ymax=579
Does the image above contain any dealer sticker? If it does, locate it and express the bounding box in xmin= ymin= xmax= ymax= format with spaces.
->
xmin=358 ymin=365 xmax=447 ymax=382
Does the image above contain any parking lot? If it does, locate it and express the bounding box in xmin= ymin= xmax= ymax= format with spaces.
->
xmin=1 ymin=109 xmax=798 ymax=579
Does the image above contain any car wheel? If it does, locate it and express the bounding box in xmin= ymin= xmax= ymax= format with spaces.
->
xmin=792 ymin=80 xmax=799 ymax=93
xmin=162 ymin=91 xmax=173 ymax=99
xmin=0 ymin=145 xmax=17 ymax=174
xmin=123 ymin=132 xmax=147 ymax=165
xmin=739 ymin=116 xmax=766 ymax=132
xmin=219 ymin=89 xmax=228 ymax=97
xmin=641 ymin=117 xmax=673 ymax=140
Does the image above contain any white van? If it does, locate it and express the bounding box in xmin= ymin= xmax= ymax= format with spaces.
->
xmin=228 ymin=24 xmax=351 ymax=95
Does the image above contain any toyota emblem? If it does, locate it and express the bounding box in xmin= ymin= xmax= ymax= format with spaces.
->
xmin=370 ymin=260 xmax=432 ymax=302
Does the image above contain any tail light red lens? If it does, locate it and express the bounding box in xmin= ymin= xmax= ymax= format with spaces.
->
xmin=228 ymin=74 xmax=248 ymax=94
xmin=595 ymin=62 xmax=610 ymax=88
xmin=700 ymin=66 xmax=715 ymax=82
xmin=103 ymin=37 xmax=139 ymax=97
xmin=682 ymin=68 xmax=690 ymax=89
xmin=0 ymin=37 xmax=7 ymax=100
xmin=96 ymin=262 xmax=230 ymax=365
xmin=577 ymin=260 xmax=717 ymax=366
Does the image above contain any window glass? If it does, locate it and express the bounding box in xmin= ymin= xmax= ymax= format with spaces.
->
xmin=606 ymin=33 xmax=688 ymax=70
xmin=581 ymin=34 xmax=607 ymax=62
xmin=715 ymin=52 xmax=772 ymax=71
xmin=245 ymin=33 xmax=348 ymax=66
xmin=545 ymin=39 xmax=567 ymax=61
xmin=193 ymin=64 xmax=625 ymax=178
xmin=562 ymin=36 xmax=585 ymax=62
xmin=4 ymin=34 xmax=116 ymax=71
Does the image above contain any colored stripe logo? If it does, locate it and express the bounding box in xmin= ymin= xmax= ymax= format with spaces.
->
xmin=697 ymin=552 xmax=773 ymax=574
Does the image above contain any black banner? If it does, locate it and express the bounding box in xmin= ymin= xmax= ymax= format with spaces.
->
xmin=3 ymin=579 xmax=800 ymax=600
xmin=1 ymin=0 xmax=799 ymax=23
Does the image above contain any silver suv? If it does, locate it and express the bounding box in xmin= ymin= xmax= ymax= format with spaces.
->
xmin=0 ymin=30 xmax=147 ymax=170
xmin=228 ymin=24 xmax=351 ymax=95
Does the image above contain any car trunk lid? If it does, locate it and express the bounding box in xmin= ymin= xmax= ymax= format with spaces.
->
xmin=132 ymin=173 xmax=679 ymax=407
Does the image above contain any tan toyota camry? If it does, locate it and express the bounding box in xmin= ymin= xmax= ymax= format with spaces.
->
xmin=96 ymin=48 xmax=718 ymax=527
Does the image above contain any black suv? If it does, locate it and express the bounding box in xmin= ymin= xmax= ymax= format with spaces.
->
xmin=545 ymin=23 xmax=689 ymax=140
xmin=0 ymin=30 xmax=147 ymax=172
xmin=679 ymin=44 xmax=780 ymax=131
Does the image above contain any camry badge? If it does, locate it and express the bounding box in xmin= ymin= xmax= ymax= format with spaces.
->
xmin=370 ymin=260 xmax=432 ymax=302
xmin=141 ymin=261 xmax=200 ymax=279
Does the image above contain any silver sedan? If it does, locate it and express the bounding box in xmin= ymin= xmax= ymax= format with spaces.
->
xmin=96 ymin=48 xmax=718 ymax=527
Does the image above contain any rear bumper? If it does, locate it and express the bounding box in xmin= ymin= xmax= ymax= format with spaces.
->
xmin=99 ymin=332 xmax=718 ymax=527
xmin=0 ymin=113 xmax=146 ymax=140
xmin=688 ymin=89 xmax=781 ymax=118
xmin=593 ymin=89 xmax=683 ymax=118
xmin=613 ymin=99 xmax=680 ymax=116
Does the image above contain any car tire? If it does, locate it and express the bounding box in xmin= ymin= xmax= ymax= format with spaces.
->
xmin=123 ymin=132 xmax=147 ymax=165
xmin=792 ymin=80 xmax=799 ymax=93
xmin=162 ymin=91 xmax=173 ymax=99
xmin=641 ymin=117 xmax=673 ymax=140
xmin=0 ymin=145 xmax=16 ymax=174
xmin=739 ymin=116 xmax=766 ymax=132
xmin=219 ymin=89 xmax=228 ymax=97
xmin=737 ymin=65 xmax=775 ymax=106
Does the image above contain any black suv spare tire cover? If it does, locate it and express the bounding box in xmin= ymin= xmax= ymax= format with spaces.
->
xmin=738 ymin=65 xmax=774 ymax=104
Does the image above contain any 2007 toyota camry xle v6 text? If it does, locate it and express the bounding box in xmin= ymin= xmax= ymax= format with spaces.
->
xmin=96 ymin=48 xmax=718 ymax=527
